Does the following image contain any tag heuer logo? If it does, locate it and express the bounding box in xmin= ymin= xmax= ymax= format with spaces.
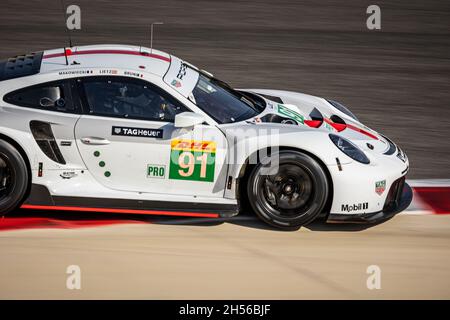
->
xmin=375 ymin=180 xmax=386 ymax=195
xmin=111 ymin=126 xmax=163 ymax=139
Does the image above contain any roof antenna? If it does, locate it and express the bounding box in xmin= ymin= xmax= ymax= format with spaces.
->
xmin=59 ymin=0 xmax=73 ymax=65
xmin=150 ymin=22 xmax=164 ymax=54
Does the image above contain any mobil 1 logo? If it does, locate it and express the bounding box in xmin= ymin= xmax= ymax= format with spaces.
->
xmin=112 ymin=126 xmax=163 ymax=139
xmin=341 ymin=202 xmax=368 ymax=212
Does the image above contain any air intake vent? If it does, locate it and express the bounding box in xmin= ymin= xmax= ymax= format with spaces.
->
xmin=330 ymin=115 xmax=346 ymax=124
xmin=383 ymin=176 xmax=406 ymax=212
xmin=30 ymin=121 xmax=66 ymax=164
xmin=0 ymin=52 xmax=43 ymax=81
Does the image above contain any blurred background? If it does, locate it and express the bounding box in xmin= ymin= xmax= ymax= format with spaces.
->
xmin=1 ymin=1 xmax=450 ymax=300
xmin=0 ymin=0 xmax=449 ymax=178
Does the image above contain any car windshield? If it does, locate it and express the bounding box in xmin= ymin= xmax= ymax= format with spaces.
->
xmin=191 ymin=74 xmax=264 ymax=124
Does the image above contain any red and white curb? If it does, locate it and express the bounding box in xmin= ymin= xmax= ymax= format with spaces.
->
xmin=403 ymin=180 xmax=450 ymax=215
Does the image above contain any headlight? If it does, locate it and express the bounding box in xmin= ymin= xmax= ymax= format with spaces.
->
xmin=327 ymin=100 xmax=359 ymax=121
xmin=329 ymin=134 xmax=370 ymax=164
xmin=381 ymin=135 xmax=397 ymax=155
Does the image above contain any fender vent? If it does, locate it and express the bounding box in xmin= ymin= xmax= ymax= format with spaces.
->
xmin=30 ymin=121 xmax=66 ymax=164
xmin=330 ymin=115 xmax=346 ymax=124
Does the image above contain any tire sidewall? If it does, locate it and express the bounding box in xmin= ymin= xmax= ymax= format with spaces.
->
xmin=0 ymin=140 xmax=28 ymax=214
xmin=247 ymin=150 xmax=328 ymax=229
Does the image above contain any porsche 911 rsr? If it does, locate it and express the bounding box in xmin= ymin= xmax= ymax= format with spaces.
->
xmin=0 ymin=44 xmax=411 ymax=230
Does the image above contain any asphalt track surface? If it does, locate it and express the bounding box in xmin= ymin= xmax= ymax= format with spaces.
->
xmin=0 ymin=1 xmax=450 ymax=299
xmin=0 ymin=0 xmax=449 ymax=179
xmin=0 ymin=212 xmax=450 ymax=299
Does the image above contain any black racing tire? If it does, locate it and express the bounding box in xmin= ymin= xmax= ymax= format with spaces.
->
xmin=247 ymin=150 xmax=329 ymax=230
xmin=0 ymin=140 xmax=29 ymax=215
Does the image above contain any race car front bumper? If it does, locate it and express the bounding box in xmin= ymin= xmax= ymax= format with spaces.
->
xmin=326 ymin=177 xmax=413 ymax=224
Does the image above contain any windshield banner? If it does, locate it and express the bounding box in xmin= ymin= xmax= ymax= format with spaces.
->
xmin=163 ymin=57 xmax=199 ymax=97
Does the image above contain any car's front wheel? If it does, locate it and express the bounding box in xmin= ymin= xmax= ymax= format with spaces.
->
xmin=247 ymin=150 xmax=329 ymax=230
xmin=0 ymin=140 xmax=29 ymax=215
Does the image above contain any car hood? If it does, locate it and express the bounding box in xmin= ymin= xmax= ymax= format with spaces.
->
xmin=240 ymin=89 xmax=392 ymax=155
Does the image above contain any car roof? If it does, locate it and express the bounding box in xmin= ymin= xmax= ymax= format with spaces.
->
xmin=41 ymin=44 xmax=172 ymax=77
xmin=0 ymin=44 xmax=174 ymax=83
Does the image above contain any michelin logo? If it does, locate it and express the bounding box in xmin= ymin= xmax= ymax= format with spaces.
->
xmin=112 ymin=126 xmax=163 ymax=139
xmin=341 ymin=202 xmax=369 ymax=212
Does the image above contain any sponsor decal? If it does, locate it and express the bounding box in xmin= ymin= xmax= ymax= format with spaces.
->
xmin=60 ymin=171 xmax=77 ymax=179
xmin=375 ymin=180 xmax=386 ymax=195
xmin=147 ymin=164 xmax=166 ymax=179
xmin=176 ymin=62 xmax=188 ymax=80
xmin=169 ymin=139 xmax=216 ymax=182
xmin=171 ymin=79 xmax=182 ymax=88
xmin=58 ymin=70 xmax=93 ymax=75
xmin=124 ymin=71 xmax=144 ymax=78
xmin=277 ymin=104 xmax=304 ymax=124
xmin=341 ymin=202 xmax=369 ymax=212
xmin=99 ymin=69 xmax=118 ymax=75
xmin=111 ymin=126 xmax=163 ymax=139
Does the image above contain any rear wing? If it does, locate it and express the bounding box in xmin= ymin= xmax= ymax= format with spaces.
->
xmin=0 ymin=51 xmax=43 ymax=82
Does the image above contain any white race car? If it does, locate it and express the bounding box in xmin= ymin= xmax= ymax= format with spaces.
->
xmin=0 ymin=44 xmax=411 ymax=229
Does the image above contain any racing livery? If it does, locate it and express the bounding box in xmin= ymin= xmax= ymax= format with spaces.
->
xmin=0 ymin=44 xmax=411 ymax=229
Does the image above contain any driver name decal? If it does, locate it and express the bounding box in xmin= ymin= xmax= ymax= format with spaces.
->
xmin=111 ymin=126 xmax=163 ymax=138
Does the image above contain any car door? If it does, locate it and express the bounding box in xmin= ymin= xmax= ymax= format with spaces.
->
xmin=74 ymin=75 xmax=228 ymax=198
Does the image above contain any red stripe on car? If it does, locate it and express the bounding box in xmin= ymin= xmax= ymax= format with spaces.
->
xmin=323 ymin=118 xmax=346 ymax=132
xmin=43 ymin=49 xmax=171 ymax=62
xmin=321 ymin=118 xmax=379 ymax=140
xmin=346 ymin=124 xmax=379 ymax=140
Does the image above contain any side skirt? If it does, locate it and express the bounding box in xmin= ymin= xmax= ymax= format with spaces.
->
xmin=22 ymin=184 xmax=239 ymax=218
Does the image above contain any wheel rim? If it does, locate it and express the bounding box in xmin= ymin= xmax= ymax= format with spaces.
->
xmin=0 ymin=153 xmax=15 ymax=202
xmin=256 ymin=162 xmax=315 ymax=219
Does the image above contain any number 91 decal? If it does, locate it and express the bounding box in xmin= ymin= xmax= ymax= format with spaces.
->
xmin=169 ymin=140 xmax=216 ymax=182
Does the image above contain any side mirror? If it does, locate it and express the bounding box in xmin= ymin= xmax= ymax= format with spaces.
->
xmin=174 ymin=112 xmax=205 ymax=128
